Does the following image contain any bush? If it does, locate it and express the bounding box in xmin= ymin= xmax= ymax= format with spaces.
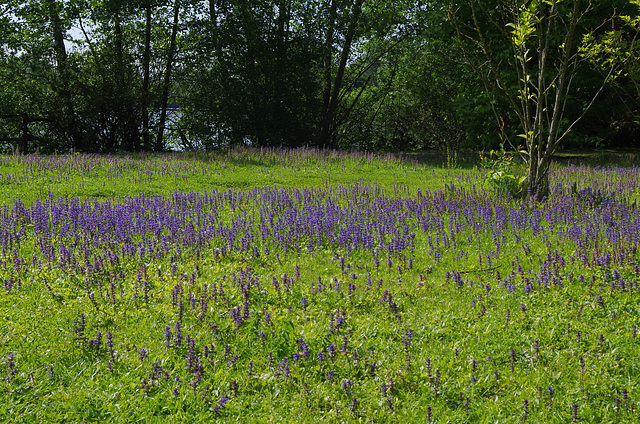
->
xmin=480 ymin=149 xmax=527 ymax=199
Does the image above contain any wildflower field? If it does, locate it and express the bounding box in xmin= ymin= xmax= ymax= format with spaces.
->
xmin=0 ymin=148 xmax=639 ymax=423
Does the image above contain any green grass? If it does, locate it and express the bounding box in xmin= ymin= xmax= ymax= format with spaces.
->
xmin=0 ymin=148 xmax=481 ymax=205
xmin=0 ymin=148 xmax=638 ymax=422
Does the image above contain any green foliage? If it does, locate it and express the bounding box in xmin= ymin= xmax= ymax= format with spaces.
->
xmin=1 ymin=0 xmax=639 ymax=153
xmin=480 ymin=148 xmax=527 ymax=198
xmin=338 ymin=2 xmax=490 ymax=152
xmin=579 ymin=0 xmax=640 ymax=147
xmin=177 ymin=0 xmax=323 ymax=148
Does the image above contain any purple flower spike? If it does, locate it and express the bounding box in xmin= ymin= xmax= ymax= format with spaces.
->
xmin=386 ymin=396 xmax=394 ymax=411
xmin=6 ymin=354 xmax=16 ymax=382
xmin=327 ymin=370 xmax=335 ymax=382
xmin=213 ymin=394 xmax=231 ymax=415
xmin=164 ymin=326 xmax=172 ymax=348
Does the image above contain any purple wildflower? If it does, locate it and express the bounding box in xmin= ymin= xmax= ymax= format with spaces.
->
xmin=164 ymin=326 xmax=172 ymax=348
xmin=213 ymin=394 xmax=231 ymax=414
xmin=386 ymin=396 xmax=394 ymax=411
xmin=174 ymin=321 xmax=182 ymax=347
xmin=6 ymin=354 xmax=16 ymax=382
xmin=341 ymin=379 xmax=354 ymax=394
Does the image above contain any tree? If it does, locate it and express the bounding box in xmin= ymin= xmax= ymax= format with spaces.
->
xmin=176 ymin=0 xmax=324 ymax=148
xmin=582 ymin=0 xmax=640 ymax=147
xmin=155 ymin=0 xmax=181 ymax=150
xmin=73 ymin=0 xmax=145 ymax=152
xmin=64 ymin=0 xmax=180 ymax=152
xmin=338 ymin=0 xmax=482 ymax=152
xmin=319 ymin=0 xmax=363 ymax=147
xmin=0 ymin=0 xmax=86 ymax=152
xmin=449 ymin=0 xmax=628 ymax=199
xmin=317 ymin=0 xmax=412 ymax=148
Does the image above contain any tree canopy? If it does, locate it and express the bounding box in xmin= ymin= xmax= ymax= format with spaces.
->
xmin=0 ymin=0 xmax=638 ymax=153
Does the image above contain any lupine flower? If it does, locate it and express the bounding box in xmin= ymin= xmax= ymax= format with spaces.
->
xmin=89 ymin=332 xmax=102 ymax=349
xmin=186 ymin=337 xmax=198 ymax=372
xmin=164 ymin=326 xmax=172 ymax=348
xmin=295 ymin=338 xmax=311 ymax=360
xmin=403 ymin=329 xmax=413 ymax=352
xmin=272 ymin=277 xmax=280 ymax=294
xmin=106 ymin=332 xmax=115 ymax=370
xmin=327 ymin=344 xmax=337 ymax=358
xmin=381 ymin=382 xmax=389 ymax=396
xmin=341 ymin=335 xmax=348 ymax=353
xmin=141 ymin=378 xmax=150 ymax=395
xmin=276 ymin=357 xmax=290 ymax=378
xmin=228 ymin=354 xmax=239 ymax=367
xmin=332 ymin=277 xmax=341 ymax=292
xmin=434 ymin=369 xmax=441 ymax=393
xmin=231 ymin=306 xmax=244 ymax=328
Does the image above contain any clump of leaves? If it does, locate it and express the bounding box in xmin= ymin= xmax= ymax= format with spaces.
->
xmin=479 ymin=148 xmax=527 ymax=199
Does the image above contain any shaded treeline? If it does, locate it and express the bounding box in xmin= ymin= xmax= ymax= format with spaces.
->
xmin=0 ymin=0 xmax=639 ymax=153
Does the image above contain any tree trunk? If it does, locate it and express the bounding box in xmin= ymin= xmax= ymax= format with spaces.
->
xmin=46 ymin=0 xmax=81 ymax=150
xmin=320 ymin=0 xmax=363 ymax=148
xmin=141 ymin=4 xmax=152 ymax=151
xmin=113 ymin=12 xmax=139 ymax=151
xmin=156 ymin=0 xmax=180 ymax=151
xmin=526 ymin=0 xmax=579 ymax=200
xmin=320 ymin=0 xmax=337 ymax=147
xmin=450 ymin=0 xmax=611 ymax=201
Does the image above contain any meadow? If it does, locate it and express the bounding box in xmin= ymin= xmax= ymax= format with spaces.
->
xmin=0 ymin=147 xmax=639 ymax=422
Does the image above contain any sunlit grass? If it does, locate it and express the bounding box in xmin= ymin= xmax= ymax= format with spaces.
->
xmin=0 ymin=148 xmax=638 ymax=422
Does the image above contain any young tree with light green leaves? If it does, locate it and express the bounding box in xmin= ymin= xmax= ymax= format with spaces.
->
xmin=449 ymin=0 xmax=634 ymax=200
